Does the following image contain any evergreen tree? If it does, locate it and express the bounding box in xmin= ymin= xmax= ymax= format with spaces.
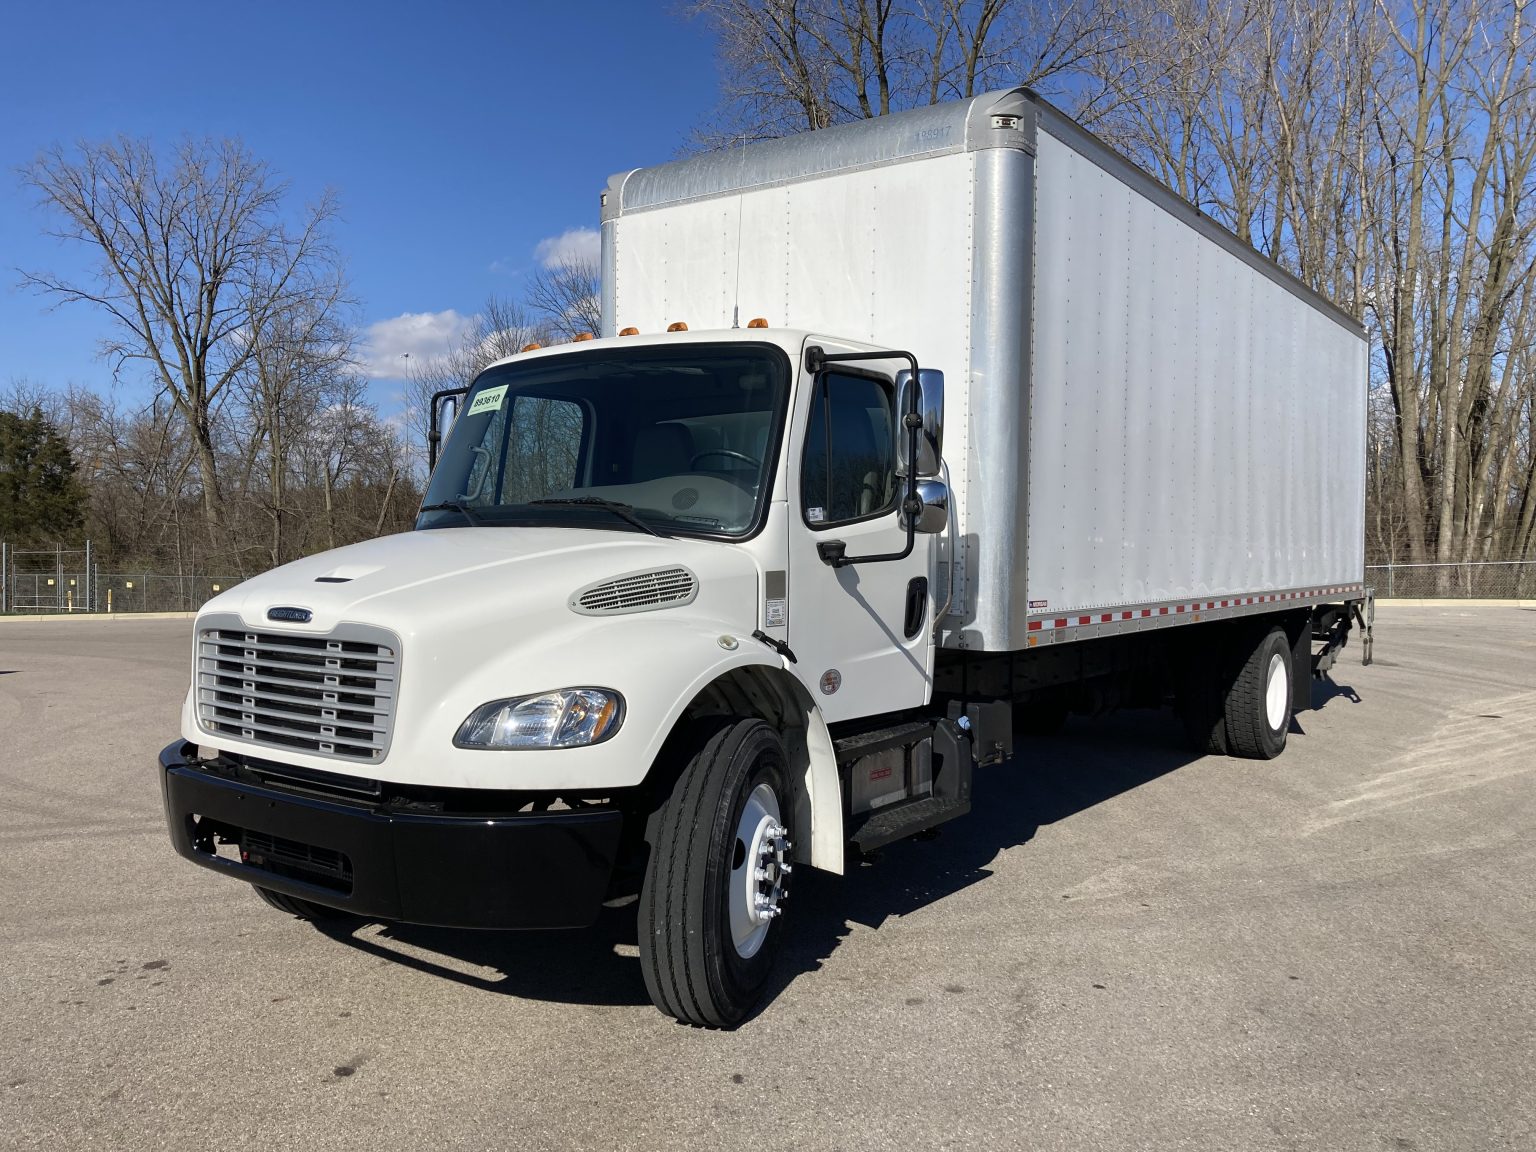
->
xmin=0 ymin=408 xmax=86 ymax=546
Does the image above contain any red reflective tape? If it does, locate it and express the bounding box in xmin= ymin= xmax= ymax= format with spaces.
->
xmin=1142 ymin=609 xmax=1152 ymax=617
xmin=1079 ymin=616 xmax=1092 ymax=626
xmin=1122 ymin=611 xmax=1132 ymax=620
xmin=1027 ymin=620 xmax=1042 ymax=631
xmin=1159 ymin=607 xmax=1168 ymax=615
xmin=1054 ymin=619 xmax=1068 ymax=629
xmin=1101 ymin=614 xmax=1113 ymax=623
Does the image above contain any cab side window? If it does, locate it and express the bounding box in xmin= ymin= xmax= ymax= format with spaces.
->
xmin=801 ymin=372 xmax=897 ymax=526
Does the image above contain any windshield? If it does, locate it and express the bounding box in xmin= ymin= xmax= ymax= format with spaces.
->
xmin=417 ymin=344 xmax=790 ymax=539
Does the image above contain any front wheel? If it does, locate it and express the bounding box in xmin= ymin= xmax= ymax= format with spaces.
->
xmin=639 ymin=718 xmax=793 ymax=1027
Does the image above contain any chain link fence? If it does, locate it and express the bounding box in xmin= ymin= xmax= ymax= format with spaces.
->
xmin=93 ymin=573 xmax=242 ymax=614
xmin=2 ymin=542 xmax=241 ymax=614
xmin=1367 ymin=562 xmax=1536 ymax=599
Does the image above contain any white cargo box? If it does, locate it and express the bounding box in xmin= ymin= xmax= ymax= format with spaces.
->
xmin=601 ymin=89 xmax=1366 ymax=652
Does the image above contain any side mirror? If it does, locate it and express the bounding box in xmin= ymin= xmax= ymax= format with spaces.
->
xmin=904 ymin=477 xmax=950 ymax=534
xmin=895 ymin=368 xmax=945 ymax=477
xmin=428 ymin=390 xmax=464 ymax=472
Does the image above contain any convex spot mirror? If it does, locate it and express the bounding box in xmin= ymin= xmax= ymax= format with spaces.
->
xmin=903 ymin=477 xmax=950 ymax=534
xmin=894 ymin=368 xmax=944 ymax=478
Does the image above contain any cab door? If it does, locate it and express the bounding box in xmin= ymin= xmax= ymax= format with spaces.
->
xmin=786 ymin=356 xmax=934 ymax=723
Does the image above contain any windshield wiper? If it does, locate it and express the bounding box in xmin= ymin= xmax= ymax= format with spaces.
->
xmin=530 ymin=497 xmax=666 ymax=538
xmin=420 ymin=498 xmax=486 ymax=527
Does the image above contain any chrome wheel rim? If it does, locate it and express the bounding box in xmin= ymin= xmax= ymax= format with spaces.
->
xmin=728 ymin=782 xmax=790 ymax=959
xmin=1265 ymin=651 xmax=1289 ymax=732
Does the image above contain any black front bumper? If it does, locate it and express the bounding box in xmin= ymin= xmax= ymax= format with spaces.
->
xmin=159 ymin=742 xmax=623 ymax=929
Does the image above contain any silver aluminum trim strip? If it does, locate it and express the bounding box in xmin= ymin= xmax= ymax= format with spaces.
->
xmin=1020 ymin=584 xmax=1368 ymax=647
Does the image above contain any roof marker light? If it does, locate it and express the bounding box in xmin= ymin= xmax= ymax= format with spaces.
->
xmin=619 ymin=326 xmax=640 ymax=336
xmin=521 ymin=343 xmax=542 ymax=352
xmin=747 ymin=317 xmax=769 ymax=329
xmin=573 ymin=333 xmax=595 ymax=342
xmin=667 ymin=321 xmax=689 ymax=332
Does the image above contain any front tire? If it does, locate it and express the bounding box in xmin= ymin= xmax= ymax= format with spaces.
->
xmin=639 ymin=718 xmax=793 ymax=1027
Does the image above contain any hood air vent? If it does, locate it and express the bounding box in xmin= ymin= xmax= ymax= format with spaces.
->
xmin=572 ymin=567 xmax=698 ymax=616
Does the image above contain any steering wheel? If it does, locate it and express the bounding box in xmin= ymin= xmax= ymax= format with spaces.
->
xmin=690 ymin=448 xmax=762 ymax=469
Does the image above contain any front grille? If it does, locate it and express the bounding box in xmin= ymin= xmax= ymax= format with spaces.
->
xmin=572 ymin=567 xmax=698 ymax=615
xmin=195 ymin=613 xmax=399 ymax=762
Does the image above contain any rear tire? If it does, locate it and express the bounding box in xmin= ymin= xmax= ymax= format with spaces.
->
xmin=639 ymin=718 xmax=792 ymax=1028
xmin=1222 ymin=626 xmax=1292 ymax=759
xmin=251 ymin=885 xmax=351 ymax=922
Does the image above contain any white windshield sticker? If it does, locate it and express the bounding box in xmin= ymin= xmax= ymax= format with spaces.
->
xmin=807 ymin=506 xmax=825 ymax=523
xmin=466 ymin=384 xmax=509 ymax=417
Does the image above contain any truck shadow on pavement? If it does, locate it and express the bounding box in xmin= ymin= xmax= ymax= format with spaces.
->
xmin=314 ymin=684 xmax=1358 ymax=1018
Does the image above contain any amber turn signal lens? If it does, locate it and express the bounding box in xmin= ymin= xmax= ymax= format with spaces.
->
xmin=573 ymin=332 xmax=595 ymax=342
xmin=748 ymin=317 xmax=769 ymax=328
xmin=667 ymin=321 xmax=688 ymax=332
xmin=619 ymin=326 xmax=640 ymax=336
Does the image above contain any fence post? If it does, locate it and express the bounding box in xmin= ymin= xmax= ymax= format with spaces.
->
xmin=1388 ymin=563 xmax=1395 ymax=598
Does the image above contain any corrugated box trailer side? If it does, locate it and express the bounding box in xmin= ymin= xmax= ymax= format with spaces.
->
xmin=1022 ymin=108 xmax=1366 ymax=646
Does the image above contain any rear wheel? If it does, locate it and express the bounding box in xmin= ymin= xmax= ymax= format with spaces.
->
xmin=1222 ymin=626 xmax=1293 ymax=759
xmin=639 ymin=718 xmax=792 ymax=1028
xmin=251 ymin=885 xmax=351 ymax=922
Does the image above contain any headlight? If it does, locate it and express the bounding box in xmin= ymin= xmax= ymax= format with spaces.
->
xmin=454 ymin=688 xmax=624 ymax=749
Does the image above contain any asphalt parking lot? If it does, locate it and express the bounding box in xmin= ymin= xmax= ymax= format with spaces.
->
xmin=2 ymin=605 xmax=1533 ymax=1151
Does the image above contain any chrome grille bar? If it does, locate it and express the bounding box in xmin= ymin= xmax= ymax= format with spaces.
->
xmin=194 ymin=613 xmax=400 ymax=762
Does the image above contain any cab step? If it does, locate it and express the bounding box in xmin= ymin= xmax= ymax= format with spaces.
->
xmin=849 ymin=794 xmax=971 ymax=855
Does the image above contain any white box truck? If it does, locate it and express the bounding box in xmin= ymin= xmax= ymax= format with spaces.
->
xmin=160 ymin=88 xmax=1371 ymax=1027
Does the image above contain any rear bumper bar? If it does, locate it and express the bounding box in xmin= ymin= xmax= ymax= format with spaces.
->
xmin=159 ymin=741 xmax=623 ymax=929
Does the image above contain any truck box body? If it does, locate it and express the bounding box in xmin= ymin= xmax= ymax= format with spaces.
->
xmin=601 ymin=89 xmax=1368 ymax=651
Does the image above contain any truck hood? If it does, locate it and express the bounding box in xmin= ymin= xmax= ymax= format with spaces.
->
xmin=200 ymin=527 xmax=763 ymax=641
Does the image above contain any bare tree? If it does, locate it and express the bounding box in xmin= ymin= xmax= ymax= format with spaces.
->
xmin=20 ymin=137 xmax=344 ymax=559
xmin=689 ymin=0 xmax=1114 ymax=144
xmin=404 ymin=295 xmax=550 ymax=472
xmin=525 ymin=255 xmax=602 ymax=340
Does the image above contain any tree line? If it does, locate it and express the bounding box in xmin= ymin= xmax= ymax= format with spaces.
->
xmin=693 ymin=0 xmax=1536 ymax=568
xmin=8 ymin=1 xmax=1532 ymax=578
xmin=6 ymin=139 xmax=598 ymax=579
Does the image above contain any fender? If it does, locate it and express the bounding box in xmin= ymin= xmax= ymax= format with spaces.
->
xmin=505 ymin=614 xmax=844 ymax=875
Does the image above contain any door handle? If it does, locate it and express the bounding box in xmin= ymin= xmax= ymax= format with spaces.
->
xmin=903 ymin=577 xmax=929 ymax=639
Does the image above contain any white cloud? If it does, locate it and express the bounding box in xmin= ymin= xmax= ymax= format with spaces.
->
xmin=534 ymin=227 xmax=600 ymax=269
xmin=358 ymin=310 xmax=475 ymax=378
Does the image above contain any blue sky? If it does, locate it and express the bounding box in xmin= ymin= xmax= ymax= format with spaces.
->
xmin=0 ymin=0 xmax=720 ymax=407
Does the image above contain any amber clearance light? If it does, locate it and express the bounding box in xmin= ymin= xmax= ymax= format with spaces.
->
xmin=667 ymin=321 xmax=689 ymax=332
